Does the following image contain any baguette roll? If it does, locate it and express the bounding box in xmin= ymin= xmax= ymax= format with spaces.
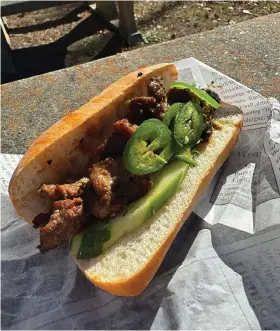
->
xmin=9 ymin=63 xmax=242 ymax=296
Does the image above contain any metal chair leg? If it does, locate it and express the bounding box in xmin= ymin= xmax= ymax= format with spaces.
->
xmin=89 ymin=1 xmax=118 ymax=21
xmin=88 ymin=1 xmax=143 ymax=45
xmin=117 ymin=1 xmax=143 ymax=45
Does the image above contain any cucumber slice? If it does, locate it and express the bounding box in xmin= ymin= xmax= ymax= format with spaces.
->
xmin=70 ymin=160 xmax=188 ymax=259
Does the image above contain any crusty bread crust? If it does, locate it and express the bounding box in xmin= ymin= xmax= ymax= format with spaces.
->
xmin=8 ymin=63 xmax=178 ymax=223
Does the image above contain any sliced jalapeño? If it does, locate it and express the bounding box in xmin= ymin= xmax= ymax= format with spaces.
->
xmin=163 ymin=103 xmax=184 ymax=128
xmin=174 ymin=100 xmax=203 ymax=147
xmin=123 ymin=119 xmax=173 ymax=175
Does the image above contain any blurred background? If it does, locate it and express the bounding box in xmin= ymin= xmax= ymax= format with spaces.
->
xmin=2 ymin=1 xmax=280 ymax=84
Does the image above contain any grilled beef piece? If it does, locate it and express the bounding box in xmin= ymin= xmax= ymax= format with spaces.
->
xmin=168 ymin=86 xmax=221 ymax=106
xmin=203 ymin=88 xmax=221 ymax=103
xmin=91 ymin=198 xmax=124 ymax=219
xmin=32 ymin=213 xmax=51 ymax=228
xmin=200 ymin=89 xmax=221 ymax=142
xmin=88 ymin=157 xmax=152 ymax=219
xmin=96 ymin=119 xmax=137 ymax=160
xmin=167 ymin=88 xmax=192 ymax=104
xmin=124 ymin=76 xmax=167 ymax=124
xmin=96 ymin=133 xmax=128 ymax=159
xmin=113 ymin=118 xmax=138 ymax=138
xmin=129 ymin=96 xmax=157 ymax=124
xmin=118 ymin=174 xmax=152 ymax=203
xmin=201 ymin=112 xmax=213 ymax=142
xmin=89 ymin=158 xmax=117 ymax=205
xmin=147 ymin=76 xmax=167 ymax=102
xmin=129 ymin=76 xmax=167 ymax=123
xmin=38 ymin=198 xmax=87 ymax=252
xmin=129 ymin=96 xmax=167 ymax=123
xmin=85 ymin=190 xmax=125 ymax=219
xmin=39 ymin=178 xmax=89 ymax=200
xmin=153 ymin=101 xmax=167 ymax=120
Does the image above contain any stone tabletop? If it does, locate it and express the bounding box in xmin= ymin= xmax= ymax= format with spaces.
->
xmin=2 ymin=13 xmax=280 ymax=155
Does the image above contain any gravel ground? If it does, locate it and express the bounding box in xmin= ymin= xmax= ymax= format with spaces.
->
xmin=3 ymin=1 xmax=280 ymax=82
xmin=6 ymin=1 xmax=280 ymax=49
xmin=134 ymin=1 xmax=280 ymax=45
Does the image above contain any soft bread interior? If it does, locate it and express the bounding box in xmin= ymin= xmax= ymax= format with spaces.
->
xmin=9 ymin=63 xmax=178 ymax=223
xmin=75 ymin=103 xmax=243 ymax=296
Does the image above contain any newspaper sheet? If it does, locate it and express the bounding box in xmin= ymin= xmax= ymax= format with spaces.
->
xmin=176 ymin=58 xmax=280 ymax=234
xmin=1 ymin=58 xmax=280 ymax=329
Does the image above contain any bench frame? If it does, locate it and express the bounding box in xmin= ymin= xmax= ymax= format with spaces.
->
xmin=1 ymin=1 xmax=142 ymax=75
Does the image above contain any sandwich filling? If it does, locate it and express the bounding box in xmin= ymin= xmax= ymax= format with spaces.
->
xmin=32 ymin=76 xmax=221 ymax=257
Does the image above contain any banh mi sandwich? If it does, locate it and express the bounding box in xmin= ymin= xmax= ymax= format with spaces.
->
xmin=9 ymin=63 xmax=243 ymax=296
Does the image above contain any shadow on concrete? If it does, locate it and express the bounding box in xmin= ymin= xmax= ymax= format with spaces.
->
xmin=6 ymin=4 xmax=87 ymax=34
xmin=2 ymin=7 xmax=125 ymax=84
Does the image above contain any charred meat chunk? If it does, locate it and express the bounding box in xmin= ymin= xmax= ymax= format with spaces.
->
xmin=96 ymin=119 xmax=137 ymax=160
xmin=129 ymin=96 xmax=166 ymax=123
xmin=88 ymin=157 xmax=123 ymax=219
xmin=89 ymin=157 xmax=122 ymax=205
xmin=167 ymin=88 xmax=192 ymax=105
xmin=147 ymin=76 xmax=167 ymax=102
xmin=113 ymin=118 xmax=138 ymax=138
xmin=201 ymin=127 xmax=212 ymax=142
xmin=118 ymin=174 xmax=152 ymax=203
xmin=32 ymin=213 xmax=51 ymax=228
xmin=129 ymin=96 xmax=157 ymax=124
xmin=95 ymin=133 xmax=128 ymax=159
xmin=201 ymin=112 xmax=213 ymax=142
xmin=168 ymin=87 xmax=220 ymax=108
xmin=130 ymin=96 xmax=157 ymax=110
xmin=91 ymin=198 xmax=124 ymax=219
xmin=85 ymin=191 xmax=125 ymax=219
xmin=203 ymin=88 xmax=221 ymax=104
xmin=39 ymin=198 xmax=86 ymax=252
xmin=88 ymin=157 xmax=152 ymax=219
xmin=153 ymin=101 xmax=167 ymax=120
xmin=39 ymin=178 xmax=89 ymax=200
